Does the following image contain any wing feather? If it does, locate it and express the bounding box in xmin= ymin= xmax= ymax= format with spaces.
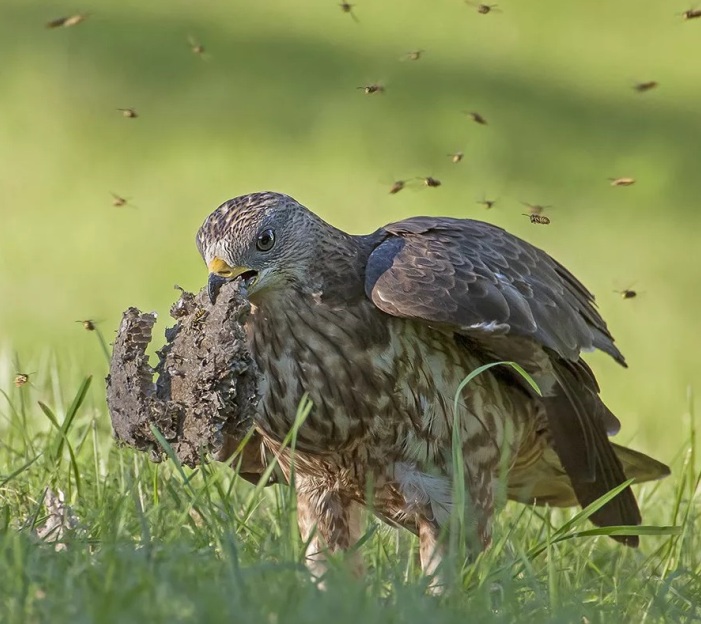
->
xmin=365 ymin=217 xmax=625 ymax=365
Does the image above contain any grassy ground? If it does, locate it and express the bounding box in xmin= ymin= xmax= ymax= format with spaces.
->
xmin=1 ymin=0 xmax=701 ymax=621
xmin=0 ymin=356 xmax=699 ymax=623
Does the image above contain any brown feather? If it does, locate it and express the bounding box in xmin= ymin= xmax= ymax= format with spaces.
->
xmin=545 ymin=358 xmax=641 ymax=544
xmin=507 ymin=443 xmax=668 ymax=510
xmin=367 ymin=217 xmax=625 ymax=364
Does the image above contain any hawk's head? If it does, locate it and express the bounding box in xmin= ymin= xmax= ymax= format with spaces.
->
xmin=196 ymin=191 xmax=330 ymax=303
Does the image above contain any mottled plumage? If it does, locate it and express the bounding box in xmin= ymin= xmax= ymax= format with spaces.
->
xmin=196 ymin=191 xmax=669 ymax=584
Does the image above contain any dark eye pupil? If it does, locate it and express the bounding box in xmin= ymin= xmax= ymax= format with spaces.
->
xmin=257 ymin=229 xmax=275 ymax=251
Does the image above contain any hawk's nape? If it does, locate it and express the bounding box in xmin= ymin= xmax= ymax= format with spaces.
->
xmin=197 ymin=191 xmax=669 ymax=581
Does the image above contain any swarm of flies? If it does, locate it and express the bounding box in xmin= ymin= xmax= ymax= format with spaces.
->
xmin=111 ymin=193 xmax=139 ymax=209
xmin=464 ymin=111 xmax=488 ymax=125
xmin=358 ymin=83 xmax=385 ymax=94
xmin=46 ymin=13 xmax=89 ymax=28
xmin=609 ymin=177 xmax=636 ymax=187
xmin=117 ymin=108 xmax=138 ymax=118
xmin=476 ymin=197 xmax=497 ymax=210
xmin=14 ymin=373 xmax=34 ymax=387
xmin=387 ymin=177 xmax=441 ymax=193
xmin=521 ymin=202 xmax=551 ymax=216
xmin=401 ymin=50 xmax=425 ymax=61
xmin=521 ymin=202 xmax=552 ymax=224
xmin=633 ymin=81 xmax=658 ymax=93
xmin=681 ymin=8 xmax=701 ymax=19
xmin=419 ymin=176 xmax=442 ymax=188
xmin=76 ymin=319 xmax=111 ymax=360
xmin=339 ymin=2 xmax=359 ymax=22
xmin=465 ymin=2 xmax=500 ymax=14
xmin=389 ymin=180 xmax=407 ymax=194
xmin=614 ymin=287 xmax=639 ymax=299
xmin=188 ymin=36 xmax=209 ymax=59
xmin=523 ymin=214 xmax=551 ymax=225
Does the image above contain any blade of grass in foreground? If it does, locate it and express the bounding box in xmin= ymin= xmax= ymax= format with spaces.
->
xmin=42 ymin=375 xmax=92 ymax=463
xmin=0 ymin=452 xmax=43 ymax=488
xmin=37 ymin=401 xmax=82 ymax=495
xmin=243 ymin=393 xmax=313 ymax=520
xmin=0 ymin=388 xmax=35 ymax=452
xmin=60 ymin=375 xmax=92 ymax=440
xmin=149 ymin=424 xmax=197 ymax=497
xmin=524 ymin=480 xmax=682 ymax=561
xmin=449 ymin=361 xmax=542 ymax=577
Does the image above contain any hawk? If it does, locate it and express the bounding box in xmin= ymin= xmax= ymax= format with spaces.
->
xmin=196 ymin=191 xmax=669 ymax=583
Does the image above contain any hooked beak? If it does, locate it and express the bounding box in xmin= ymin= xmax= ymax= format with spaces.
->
xmin=207 ymin=258 xmax=257 ymax=304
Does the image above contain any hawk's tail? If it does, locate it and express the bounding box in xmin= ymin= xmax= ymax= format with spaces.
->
xmin=507 ymin=356 xmax=669 ymax=547
xmin=611 ymin=442 xmax=671 ymax=485
xmin=507 ymin=436 xmax=670 ymax=547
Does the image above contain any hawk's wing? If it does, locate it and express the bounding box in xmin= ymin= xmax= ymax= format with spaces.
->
xmin=365 ymin=217 xmax=625 ymax=366
xmin=364 ymin=217 xmax=642 ymax=543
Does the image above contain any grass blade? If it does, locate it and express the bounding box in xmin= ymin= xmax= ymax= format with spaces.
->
xmin=54 ymin=375 xmax=92 ymax=461
xmin=0 ymin=452 xmax=43 ymax=487
xmin=37 ymin=401 xmax=82 ymax=494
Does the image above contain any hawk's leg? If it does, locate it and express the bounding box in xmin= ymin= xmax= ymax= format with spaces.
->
xmin=295 ymin=476 xmax=364 ymax=583
xmin=418 ymin=517 xmax=445 ymax=591
xmin=400 ymin=466 xmax=496 ymax=591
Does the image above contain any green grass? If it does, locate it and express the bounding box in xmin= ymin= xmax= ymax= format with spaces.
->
xmin=0 ymin=353 xmax=699 ymax=623
xmin=1 ymin=0 xmax=701 ymax=621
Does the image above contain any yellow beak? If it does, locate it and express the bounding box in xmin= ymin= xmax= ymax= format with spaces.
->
xmin=207 ymin=257 xmax=257 ymax=303
xmin=207 ymin=258 xmax=250 ymax=279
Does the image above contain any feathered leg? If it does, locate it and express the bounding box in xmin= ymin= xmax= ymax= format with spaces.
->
xmin=417 ymin=518 xmax=445 ymax=592
xmin=397 ymin=462 xmax=496 ymax=592
xmin=295 ymin=476 xmax=364 ymax=583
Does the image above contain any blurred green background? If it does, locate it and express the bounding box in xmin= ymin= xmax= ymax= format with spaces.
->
xmin=1 ymin=0 xmax=699 ymax=461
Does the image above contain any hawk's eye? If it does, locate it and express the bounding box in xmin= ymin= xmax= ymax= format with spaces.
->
xmin=256 ymin=229 xmax=275 ymax=252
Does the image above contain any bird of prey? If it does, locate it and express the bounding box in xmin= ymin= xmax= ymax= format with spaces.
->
xmin=196 ymin=191 xmax=669 ymax=584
